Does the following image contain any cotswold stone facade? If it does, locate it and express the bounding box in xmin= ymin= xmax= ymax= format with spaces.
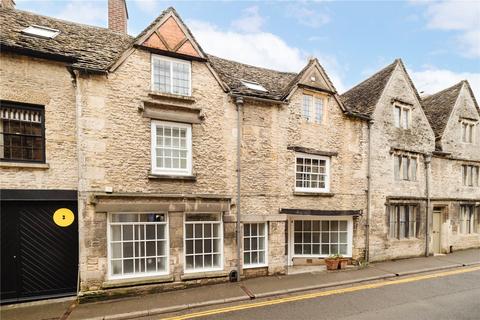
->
xmin=0 ymin=3 xmax=478 ymax=302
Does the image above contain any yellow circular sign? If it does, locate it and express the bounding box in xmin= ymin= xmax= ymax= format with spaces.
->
xmin=53 ymin=208 xmax=75 ymax=227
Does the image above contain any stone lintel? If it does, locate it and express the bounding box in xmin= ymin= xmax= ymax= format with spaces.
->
xmin=287 ymin=146 xmax=338 ymax=157
xmin=389 ymin=147 xmax=426 ymax=156
xmin=94 ymin=199 xmax=230 ymax=213
xmin=223 ymin=214 xmax=287 ymax=223
xmin=280 ymin=208 xmax=362 ymax=216
xmin=141 ymin=102 xmax=202 ymax=123
xmin=391 ymin=98 xmax=415 ymax=107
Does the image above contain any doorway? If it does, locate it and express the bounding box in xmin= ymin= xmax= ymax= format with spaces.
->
xmin=432 ymin=209 xmax=442 ymax=254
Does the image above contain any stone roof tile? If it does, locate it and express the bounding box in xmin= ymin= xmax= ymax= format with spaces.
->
xmin=0 ymin=7 xmax=133 ymax=71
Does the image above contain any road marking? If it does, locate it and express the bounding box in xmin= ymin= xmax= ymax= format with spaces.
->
xmin=161 ymin=266 xmax=480 ymax=320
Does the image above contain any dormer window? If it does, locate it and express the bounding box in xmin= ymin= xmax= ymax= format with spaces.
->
xmin=241 ymin=80 xmax=267 ymax=92
xmin=461 ymin=120 xmax=475 ymax=143
xmin=394 ymin=105 xmax=411 ymax=129
xmin=152 ymin=55 xmax=191 ymax=96
xmin=302 ymin=94 xmax=325 ymax=124
xmin=22 ymin=25 xmax=60 ymax=39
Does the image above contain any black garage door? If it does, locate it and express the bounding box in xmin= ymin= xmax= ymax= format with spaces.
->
xmin=1 ymin=191 xmax=78 ymax=304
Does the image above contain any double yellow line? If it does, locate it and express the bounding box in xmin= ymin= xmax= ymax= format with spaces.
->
xmin=161 ymin=266 xmax=480 ymax=320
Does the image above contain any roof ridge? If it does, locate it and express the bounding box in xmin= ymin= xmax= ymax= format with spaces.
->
xmin=422 ymin=80 xmax=464 ymax=102
xmin=342 ymin=59 xmax=398 ymax=96
xmin=3 ymin=7 xmax=132 ymax=37
xmin=207 ymin=54 xmax=298 ymax=76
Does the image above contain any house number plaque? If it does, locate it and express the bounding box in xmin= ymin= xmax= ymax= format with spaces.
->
xmin=53 ymin=208 xmax=75 ymax=227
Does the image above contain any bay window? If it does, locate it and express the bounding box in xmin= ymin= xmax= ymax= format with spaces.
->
xmin=151 ymin=120 xmax=192 ymax=176
xmin=152 ymin=55 xmax=191 ymax=96
xmin=184 ymin=213 xmax=223 ymax=272
xmin=108 ymin=213 xmax=168 ymax=279
xmin=243 ymin=223 xmax=268 ymax=268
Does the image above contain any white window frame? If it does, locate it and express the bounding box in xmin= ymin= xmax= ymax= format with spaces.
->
xmin=394 ymin=154 xmax=417 ymax=181
xmin=295 ymin=153 xmax=330 ymax=193
xmin=394 ymin=104 xmax=411 ymax=129
xmin=288 ymin=216 xmax=353 ymax=260
xmin=151 ymin=54 xmax=192 ymax=96
xmin=107 ymin=212 xmax=170 ymax=280
xmin=151 ymin=120 xmax=192 ymax=176
xmin=243 ymin=222 xmax=268 ymax=269
xmin=183 ymin=213 xmax=224 ymax=273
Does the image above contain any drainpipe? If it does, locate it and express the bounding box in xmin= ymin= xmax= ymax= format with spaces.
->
xmin=235 ymin=96 xmax=244 ymax=281
xmin=424 ymin=153 xmax=432 ymax=257
xmin=365 ymin=120 xmax=373 ymax=262
xmin=69 ymin=68 xmax=83 ymax=295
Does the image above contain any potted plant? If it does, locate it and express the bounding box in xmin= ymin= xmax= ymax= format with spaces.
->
xmin=325 ymin=254 xmax=340 ymax=270
xmin=338 ymin=255 xmax=349 ymax=269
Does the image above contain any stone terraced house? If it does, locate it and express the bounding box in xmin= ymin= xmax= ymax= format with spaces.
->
xmin=0 ymin=0 xmax=479 ymax=304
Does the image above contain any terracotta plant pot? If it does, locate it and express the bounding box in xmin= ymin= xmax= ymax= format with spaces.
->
xmin=325 ymin=258 xmax=339 ymax=270
xmin=338 ymin=258 xmax=349 ymax=269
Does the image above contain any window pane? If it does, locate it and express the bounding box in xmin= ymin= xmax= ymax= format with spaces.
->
xmin=153 ymin=59 xmax=171 ymax=93
xmin=402 ymin=109 xmax=409 ymax=129
xmin=394 ymin=107 xmax=401 ymax=127
xmin=402 ymin=157 xmax=409 ymax=180
xmin=315 ymin=98 xmax=323 ymax=124
xmin=302 ymin=95 xmax=312 ymax=120
xmin=394 ymin=156 xmax=400 ymax=180
xmin=410 ymin=158 xmax=417 ymax=181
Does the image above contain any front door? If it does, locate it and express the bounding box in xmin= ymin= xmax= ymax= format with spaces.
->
xmin=432 ymin=210 xmax=442 ymax=254
xmin=1 ymin=200 xmax=78 ymax=303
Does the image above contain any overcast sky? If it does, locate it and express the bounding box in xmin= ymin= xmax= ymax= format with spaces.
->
xmin=16 ymin=0 xmax=480 ymax=96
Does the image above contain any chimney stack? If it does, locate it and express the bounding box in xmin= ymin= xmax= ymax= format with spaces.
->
xmin=108 ymin=0 xmax=128 ymax=34
xmin=1 ymin=0 xmax=16 ymax=9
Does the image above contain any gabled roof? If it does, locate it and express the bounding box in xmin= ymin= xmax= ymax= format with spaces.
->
xmin=340 ymin=60 xmax=399 ymax=117
xmin=0 ymin=7 xmax=132 ymax=71
xmin=207 ymin=54 xmax=297 ymax=101
xmin=422 ymin=80 xmax=480 ymax=139
xmin=133 ymin=7 xmax=206 ymax=60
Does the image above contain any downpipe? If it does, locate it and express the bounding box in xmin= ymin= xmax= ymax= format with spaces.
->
xmin=365 ymin=120 xmax=373 ymax=262
xmin=424 ymin=154 xmax=432 ymax=257
xmin=235 ymin=96 xmax=244 ymax=281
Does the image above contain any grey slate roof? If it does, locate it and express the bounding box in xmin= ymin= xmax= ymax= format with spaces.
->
xmin=340 ymin=60 xmax=398 ymax=117
xmin=0 ymin=7 xmax=133 ymax=71
xmin=207 ymin=54 xmax=298 ymax=101
xmin=422 ymin=80 xmax=480 ymax=139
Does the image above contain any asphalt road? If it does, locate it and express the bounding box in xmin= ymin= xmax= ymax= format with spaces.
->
xmin=159 ymin=268 xmax=480 ymax=320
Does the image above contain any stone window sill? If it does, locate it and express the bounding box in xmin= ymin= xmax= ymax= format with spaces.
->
xmin=293 ymin=191 xmax=334 ymax=197
xmin=180 ymin=270 xmax=228 ymax=281
xmin=102 ymin=274 xmax=174 ymax=289
xmin=0 ymin=162 xmax=49 ymax=170
xmin=149 ymin=91 xmax=196 ymax=104
xmin=148 ymin=173 xmax=197 ymax=181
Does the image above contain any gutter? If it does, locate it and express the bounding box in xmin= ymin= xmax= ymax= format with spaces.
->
xmin=424 ymin=154 xmax=432 ymax=257
xmin=235 ymin=96 xmax=244 ymax=281
xmin=365 ymin=120 xmax=373 ymax=262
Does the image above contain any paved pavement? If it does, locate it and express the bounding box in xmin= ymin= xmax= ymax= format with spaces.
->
xmin=1 ymin=248 xmax=478 ymax=320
